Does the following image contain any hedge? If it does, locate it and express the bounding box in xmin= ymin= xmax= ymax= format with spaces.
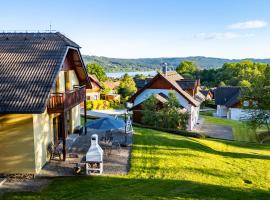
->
xmin=133 ymin=122 xmax=205 ymax=138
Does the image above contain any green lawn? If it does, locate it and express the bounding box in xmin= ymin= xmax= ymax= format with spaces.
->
xmin=202 ymin=115 xmax=259 ymax=142
xmin=4 ymin=127 xmax=270 ymax=200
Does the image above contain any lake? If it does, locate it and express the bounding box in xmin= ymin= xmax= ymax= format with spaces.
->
xmin=106 ymin=71 xmax=157 ymax=78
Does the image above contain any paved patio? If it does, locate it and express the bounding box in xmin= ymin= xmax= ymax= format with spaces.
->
xmin=39 ymin=130 xmax=132 ymax=177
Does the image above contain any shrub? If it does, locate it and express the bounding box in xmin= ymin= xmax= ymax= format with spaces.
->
xmin=86 ymin=100 xmax=111 ymax=110
xmin=141 ymin=92 xmax=189 ymax=130
xmin=133 ymin=123 xmax=204 ymax=138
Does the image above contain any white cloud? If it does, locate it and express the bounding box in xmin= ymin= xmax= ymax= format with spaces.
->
xmin=195 ymin=32 xmax=254 ymax=40
xmin=228 ymin=20 xmax=267 ymax=29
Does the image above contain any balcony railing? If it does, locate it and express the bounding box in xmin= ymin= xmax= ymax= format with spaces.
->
xmin=47 ymin=85 xmax=86 ymax=113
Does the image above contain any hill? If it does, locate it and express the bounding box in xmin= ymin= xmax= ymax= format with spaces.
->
xmin=82 ymin=55 xmax=270 ymax=72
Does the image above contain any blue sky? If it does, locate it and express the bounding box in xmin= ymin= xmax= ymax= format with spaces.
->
xmin=1 ymin=0 xmax=270 ymax=58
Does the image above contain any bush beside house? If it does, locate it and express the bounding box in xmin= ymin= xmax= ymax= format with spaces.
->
xmin=142 ymin=92 xmax=189 ymax=130
xmin=86 ymin=100 xmax=121 ymax=110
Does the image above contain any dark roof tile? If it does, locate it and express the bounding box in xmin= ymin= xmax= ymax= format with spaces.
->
xmin=176 ymin=80 xmax=196 ymax=90
xmin=214 ymin=87 xmax=241 ymax=107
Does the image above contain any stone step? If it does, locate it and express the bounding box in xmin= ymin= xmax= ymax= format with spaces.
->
xmin=0 ymin=177 xmax=7 ymax=186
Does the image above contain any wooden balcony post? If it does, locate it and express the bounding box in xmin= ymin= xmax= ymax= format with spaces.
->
xmin=84 ymin=99 xmax=87 ymax=135
xmin=61 ymin=113 xmax=67 ymax=161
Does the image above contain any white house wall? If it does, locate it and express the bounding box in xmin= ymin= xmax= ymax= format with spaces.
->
xmin=32 ymin=109 xmax=54 ymax=174
xmin=216 ymin=105 xmax=228 ymax=117
xmin=228 ymin=108 xmax=252 ymax=120
xmin=188 ymin=105 xmax=200 ymax=130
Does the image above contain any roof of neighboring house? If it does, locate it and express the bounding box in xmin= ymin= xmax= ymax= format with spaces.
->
xmin=215 ymin=87 xmax=241 ymax=107
xmin=163 ymin=71 xmax=184 ymax=81
xmin=176 ymin=80 xmax=196 ymax=90
xmin=88 ymin=74 xmax=103 ymax=89
xmin=0 ymin=32 xmax=89 ymax=114
xmin=130 ymin=71 xmax=200 ymax=107
xmin=159 ymin=72 xmax=200 ymax=106
xmin=104 ymin=80 xmax=120 ymax=90
xmin=135 ymin=78 xmax=152 ymax=89
xmin=210 ymin=88 xmax=217 ymax=98
xmin=201 ymin=90 xmax=210 ymax=97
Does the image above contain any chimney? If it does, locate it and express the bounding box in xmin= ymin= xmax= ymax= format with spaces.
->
xmin=162 ymin=62 xmax=168 ymax=76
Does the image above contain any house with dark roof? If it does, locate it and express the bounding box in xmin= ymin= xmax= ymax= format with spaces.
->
xmin=86 ymin=74 xmax=103 ymax=100
xmin=129 ymin=68 xmax=202 ymax=130
xmin=201 ymin=90 xmax=213 ymax=100
xmin=0 ymin=32 xmax=91 ymax=174
xmin=215 ymin=87 xmax=251 ymax=120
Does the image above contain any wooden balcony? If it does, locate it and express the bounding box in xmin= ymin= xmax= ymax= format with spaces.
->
xmin=47 ymin=85 xmax=86 ymax=113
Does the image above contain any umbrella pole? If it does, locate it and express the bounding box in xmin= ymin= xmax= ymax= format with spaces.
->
xmin=125 ymin=112 xmax=127 ymax=145
xmin=125 ymin=112 xmax=127 ymax=134
xmin=84 ymin=100 xmax=87 ymax=135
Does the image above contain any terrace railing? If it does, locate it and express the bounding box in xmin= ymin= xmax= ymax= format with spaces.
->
xmin=47 ymin=85 xmax=86 ymax=113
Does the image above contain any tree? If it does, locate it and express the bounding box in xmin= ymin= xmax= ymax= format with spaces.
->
xmin=142 ymin=91 xmax=189 ymax=130
xmin=199 ymin=68 xmax=217 ymax=87
xmin=239 ymin=80 xmax=251 ymax=88
xmin=134 ymin=74 xmax=146 ymax=80
xmin=86 ymin=63 xmax=107 ymax=82
xmin=244 ymin=65 xmax=270 ymax=136
xmin=166 ymin=91 xmax=180 ymax=108
xmin=117 ymin=74 xmax=137 ymax=99
xmin=141 ymin=96 xmax=159 ymax=126
xmin=100 ymin=83 xmax=111 ymax=95
xmin=176 ymin=61 xmax=199 ymax=78
xmin=218 ymin=81 xmax=226 ymax=87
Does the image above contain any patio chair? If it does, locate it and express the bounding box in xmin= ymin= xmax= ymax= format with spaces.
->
xmin=110 ymin=134 xmax=121 ymax=153
xmin=48 ymin=142 xmax=63 ymax=160
xmin=105 ymin=130 xmax=113 ymax=143
xmin=111 ymin=140 xmax=121 ymax=153
xmin=100 ymin=142 xmax=112 ymax=156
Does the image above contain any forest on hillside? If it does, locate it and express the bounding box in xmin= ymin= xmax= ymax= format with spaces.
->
xmin=83 ymin=55 xmax=270 ymax=72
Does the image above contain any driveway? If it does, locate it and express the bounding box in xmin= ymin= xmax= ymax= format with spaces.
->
xmin=199 ymin=124 xmax=233 ymax=140
xmin=194 ymin=118 xmax=233 ymax=140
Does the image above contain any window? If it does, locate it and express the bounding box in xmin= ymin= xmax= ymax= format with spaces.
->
xmin=243 ymin=101 xmax=249 ymax=107
xmin=94 ymin=95 xmax=98 ymax=100
xmin=253 ymin=101 xmax=258 ymax=107
xmin=87 ymin=96 xmax=91 ymax=100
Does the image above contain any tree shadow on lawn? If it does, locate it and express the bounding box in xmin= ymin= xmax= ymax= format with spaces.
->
xmin=131 ymin=166 xmax=238 ymax=179
xmin=133 ymin=133 xmax=270 ymax=160
xmin=210 ymin=138 xmax=270 ymax=150
xmin=4 ymin=176 xmax=270 ymax=200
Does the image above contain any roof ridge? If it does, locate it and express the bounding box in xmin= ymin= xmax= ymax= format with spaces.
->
xmin=160 ymin=73 xmax=200 ymax=106
xmin=54 ymin=32 xmax=80 ymax=48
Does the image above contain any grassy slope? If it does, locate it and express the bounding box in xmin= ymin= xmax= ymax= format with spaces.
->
xmin=4 ymin=127 xmax=270 ymax=200
xmin=202 ymin=115 xmax=258 ymax=142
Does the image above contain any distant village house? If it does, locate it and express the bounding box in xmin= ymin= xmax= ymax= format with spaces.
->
xmin=215 ymin=87 xmax=252 ymax=120
xmin=86 ymin=74 xmax=103 ymax=100
xmin=129 ymin=66 xmax=203 ymax=130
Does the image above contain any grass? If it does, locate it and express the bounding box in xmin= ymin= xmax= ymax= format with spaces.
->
xmin=201 ymin=114 xmax=259 ymax=142
xmin=4 ymin=127 xmax=270 ymax=200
